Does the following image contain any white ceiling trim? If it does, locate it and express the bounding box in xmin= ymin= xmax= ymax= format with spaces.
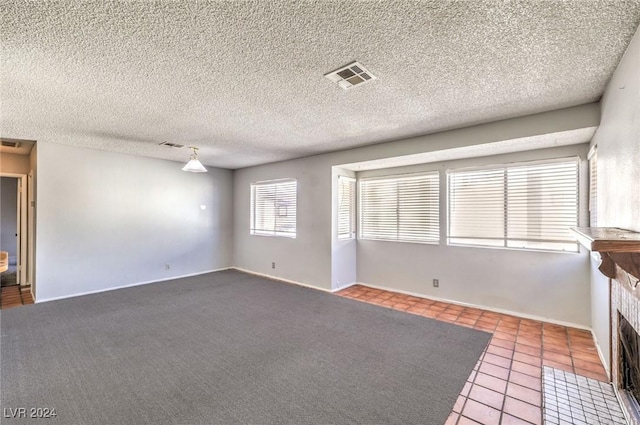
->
xmin=339 ymin=127 xmax=598 ymax=171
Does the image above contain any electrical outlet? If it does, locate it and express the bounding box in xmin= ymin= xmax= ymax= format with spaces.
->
xmin=165 ymin=263 xmax=171 ymax=270
xmin=272 ymin=262 xmax=276 ymax=269
xmin=433 ymin=279 xmax=439 ymax=288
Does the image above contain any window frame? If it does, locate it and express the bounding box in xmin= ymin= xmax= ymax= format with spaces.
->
xmin=358 ymin=171 xmax=440 ymax=244
xmin=447 ymin=157 xmax=580 ymax=253
xmin=250 ymin=178 xmax=297 ymax=239
xmin=588 ymin=145 xmax=597 ymax=227
xmin=337 ymin=176 xmax=356 ymax=240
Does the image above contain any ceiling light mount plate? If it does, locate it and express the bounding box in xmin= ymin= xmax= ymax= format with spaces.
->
xmin=325 ymin=61 xmax=376 ymax=90
xmin=182 ymin=146 xmax=208 ymax=173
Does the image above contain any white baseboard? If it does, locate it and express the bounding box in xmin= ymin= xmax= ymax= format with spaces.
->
xmin=36 ymin=266 xmax=593 ymax=332
xmin=591 ymin=329 xmax=611 ymax=379
xmin=331 ymin=281 xmax=357 ymax=293
xmin=228 ymin=270 xmax=592 ymax=330
xmin=231 ymin=267 xmax=332 ymax=293
xmin=36 ymin=267 xmax=232 ymax=304
xmin=356 ymin=281 xmax=592 ymax=331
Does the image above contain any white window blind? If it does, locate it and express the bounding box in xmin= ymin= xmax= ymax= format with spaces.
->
xmin=588 ymin=146 xmax=597 ymax=226
xmin=359 ymin=172 xmax=439 ymax=243
xmin=338 ymin=176 xmax=356 ymax=239
xmin=250 ymin=179 xmax=297 ymax=238
xmin=448 ymin=158 xmax=579 ymax=252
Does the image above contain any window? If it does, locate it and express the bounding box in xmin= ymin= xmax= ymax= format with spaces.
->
xmin=359 ymin=172 xmax=439 ymax=243
xmin=337 ymin=176 xmax=356 ymax=239
xmin=448 ymin=158 xmax=579 ymax=252
xmin=588 ymin=145 xmax=597 ymax=226
xmin=250 ymin=179 xmax=297 ymax=238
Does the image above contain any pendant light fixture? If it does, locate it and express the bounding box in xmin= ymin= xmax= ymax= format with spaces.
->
xmin=182 ymin=146 xmax=207 ymax=173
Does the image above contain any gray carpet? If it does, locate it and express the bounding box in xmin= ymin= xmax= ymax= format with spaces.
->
xmin=1 ymin=270 xmax=490 ymax=425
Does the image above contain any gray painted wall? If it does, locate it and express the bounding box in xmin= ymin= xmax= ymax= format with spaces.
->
xmin=589 ymin=24 xmax=640 ymax=371
xmin=35 ymin=141 xmax=233 ymax=301
xmin=1 ymin=177 xmax=18 ymax=257
xmin=356 ymin=145 xmax=591 ymax=326
xmin=234 ymin=154 xmax=333 ymax=286
xmin=590 ymin=256 xmax=610 ymax=373
xmin=234 ymin=104 xmax=599 ymax=326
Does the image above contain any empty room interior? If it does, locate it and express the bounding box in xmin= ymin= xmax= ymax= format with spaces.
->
xmin=1 ymin=1 xmax=640 ymax=424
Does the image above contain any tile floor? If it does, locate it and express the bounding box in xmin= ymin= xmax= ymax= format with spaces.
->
xmin=337 ymin=284 xmax=611 ymax=425
xmin=542 ymin=367 xmax=626 ymax=425
xmin=0 ymin=285 xmax=35 ymax=309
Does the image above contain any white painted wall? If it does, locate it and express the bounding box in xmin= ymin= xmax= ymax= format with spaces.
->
xmin=589 ymin=24 xmax=640 ymax=372
xmin=590 ymin=254 xmax=610 ymax=373
xmin=1 ymin=177 xmax=18 ymax=257
xmin=594 ymin=25 xmax=640 ymax=234
xmin=234 ymin=155 xmax=332 ymax=287
xmin=357 ymin=145 xmax=591 ymax=326
xmin=35 ymin=141 xmax=233 ymax=301
xmin=233 ymin=104 xmax=599 ymax=325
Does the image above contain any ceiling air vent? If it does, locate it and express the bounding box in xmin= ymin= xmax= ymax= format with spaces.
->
xmin=159 ymin=141 xmax=185 ymax=148
xmin=325 ymin=61 xmax=376 ymax=90
xmin=1 ymin=140 xmax=21 ymax=148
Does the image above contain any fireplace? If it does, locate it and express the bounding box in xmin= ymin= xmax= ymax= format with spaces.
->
xmin=571 ymin=228 xmax=640 ymax=425
xmin=620 ymin=314 xmax=640 ymax=420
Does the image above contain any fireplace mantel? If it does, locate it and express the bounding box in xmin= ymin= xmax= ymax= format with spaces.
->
xmin=571 ymin=227 xmax=640 ymax=284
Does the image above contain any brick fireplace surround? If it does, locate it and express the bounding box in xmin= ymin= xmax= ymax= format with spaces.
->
xmin=611 ymin=266 xmax=640 ymax=425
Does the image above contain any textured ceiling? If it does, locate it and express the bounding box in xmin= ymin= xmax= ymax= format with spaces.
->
xmin=1 ymin=1 xmax=639 ymax=169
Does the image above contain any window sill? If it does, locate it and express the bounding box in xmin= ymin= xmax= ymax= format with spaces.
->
xmin=358 ymin=238 xmax=439 ymax=246
xmin=446 ymin=242 xmax=580 ymax=255
xmin=250 ymin=232 xmax=296 ymax=239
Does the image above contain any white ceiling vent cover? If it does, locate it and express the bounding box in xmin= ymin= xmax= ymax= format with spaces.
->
xmin=325 ymin=62 xmax=376 ymax=90
xmin=159 ymin=141 xmax=185 ymax=148
xmin=1 ymin=140 xmax=21 ymax=148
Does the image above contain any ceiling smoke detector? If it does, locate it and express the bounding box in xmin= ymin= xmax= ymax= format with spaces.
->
xmin=325 ymin=61 xmax=376 ymax=90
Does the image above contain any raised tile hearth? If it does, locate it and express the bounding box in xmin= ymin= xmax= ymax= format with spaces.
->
xmin=543 ymin=366 xmax=627 ymax=425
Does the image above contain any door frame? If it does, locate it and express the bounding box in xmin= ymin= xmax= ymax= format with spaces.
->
xmin=1 ymin=173 xmax=28 ymax=286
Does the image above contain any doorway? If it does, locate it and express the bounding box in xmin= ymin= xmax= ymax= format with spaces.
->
xmin=1 ymin=174 xmax=28 ymax=288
